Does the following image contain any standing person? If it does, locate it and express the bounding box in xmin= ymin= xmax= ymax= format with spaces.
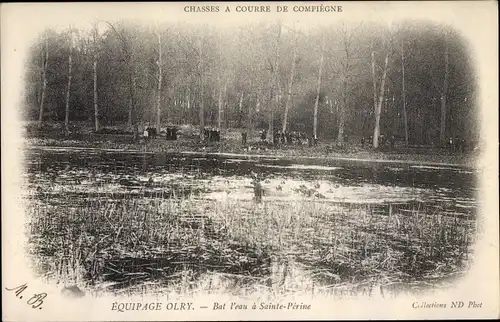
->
xmin=242 ymin=131 xmax=247 ymax=145
xmin=260 ymin=129 xmax=267 ymax=141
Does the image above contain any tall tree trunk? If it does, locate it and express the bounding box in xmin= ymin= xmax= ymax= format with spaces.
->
xmin=337 ymin=25 xmax=354 ymax=146
xmin=128 ymin=99 xmax=132 ymax=128
xmin=156 ymin=27 xmax=162 ymax=133
xmin=216 ymin=30 xmax=226 ymax=132
xmin=222 ymin=82 xmax=227 ymax=130
xmin=238 ymin=92 xmax=244 ymax=128
xmin=267 ymin=79 xmax=274 ymax=144
xmin=128 ymin=71 xmax=138 ymax=141
xmin=198 ymin=39 xmax=205 ymax=140
xmin=268 ymin=21 xmax=282 ymax=144
xmin=93 ymin=25 xmax=100 ymax=132
xmin=373 ymin=53 xmax=389 ymax=149
xmin=282 ymin=47 xmax=296 ymax=133
xmin=401 ymin=39 xmax=408 ymax=147
xmin=338 ymin=33 xmax=351 ymax=146
xmin=38 ymin=36 xmax=48 ymax=127
xmin=186 ymin=88 xmax=191 ymax=125
xmin=247 ymin=89 xmax=254 ymax=135
xmin=313 ymin=35 xmax=324 ymax=140
xmin=64 ymin=31 xmax=73 ymax=137
xmin=217 ymin=77 xmax=223 ymax=130
xmin=439 ymin=36 xmax=449 ymax=146
xmin=127 ymin=71 xmax=133 ymax=129
xmin=337 ymin=80 xmax=347 ymax=145
xmin=93 ymin=60 xmax=99 ymax=132
xmin=371 ymin=51 xmax=377 ymax=127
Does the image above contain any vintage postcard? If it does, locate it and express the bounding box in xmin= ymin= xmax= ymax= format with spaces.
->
xmin=1 ymin=1 xmax=499 ymax=320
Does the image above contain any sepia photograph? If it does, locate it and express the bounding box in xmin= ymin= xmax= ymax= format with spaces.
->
xmin=2 ymin=1 xmax=498 ymax=321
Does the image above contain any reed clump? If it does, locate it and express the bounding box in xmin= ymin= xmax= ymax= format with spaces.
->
xmin=26 ymin=189 xmax=475 ymax=297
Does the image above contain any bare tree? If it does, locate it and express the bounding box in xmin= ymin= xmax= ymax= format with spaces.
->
xmin=371 ymin=50 xmax=378 ymax=141
xmin=217 ymin=76 xmax=224 ymax=130
xmin=155 ymin=23 xmax=163 ymax=133
xmin=421 ymin=29 xmax=451 ymax=146
xmin=282 ymin=35 xmax=298 ymax=133
xmin=247 ymin=80 xmax=254 ymax=134
xmin=401 ymin=38 xmax=409 ymax=147
xmin=268 ymin=20 xmax=282 ymax=144
xmin=238 ymin=92 xmax=244 ymax=127
xmin=91 ymin=22 xmax=100 ymax=132
xmin=198 ymin=36 xmax=205 ymax=140
xmin=372 ymin=50 xmax=389 ymax=149
xmin=335 ymin=23 xmax=360 ymax=146
xmin=105 ymin=22 xmax=139 ymax=140
xmin=216 ymin=31 xmax=226 ymax=131
xmin=64 ymin=26 xmax=74 ymax=137
xmin=313 ymin=34 xmax=325 ymax=140
xmin=440 ymin=38 xmax=449 ymax=146
xmin=38 ymin=33 xmax=49 ymax=127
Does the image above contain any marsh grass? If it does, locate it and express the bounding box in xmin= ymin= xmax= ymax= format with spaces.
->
xmin=26 ymin=184 xmax=476 ymax=299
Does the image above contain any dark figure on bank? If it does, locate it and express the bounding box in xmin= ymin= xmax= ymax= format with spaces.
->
xmin=448 ymin=136 xmax=467 ymax=152
xmin=260 ymin=129 xmax=267 ymax=142
xmin=447 ymin=137 xmax=455 ymax=151
xmin=241 ymin=131 xmax=247 ymax=145
xmin=379 ymin=134 xmax=386 ymax=147
xmin=457 ymin=136 xmax=467 ymax=152
xmin=380 ymin=134 xmax=396 ymax=150
xmin=148 ymin=127 xmax=157 ymax=139
xmin=212 ymin=129 xmax=220 ymax=142
xmin=204 ymin=128 xmax=220 ymax=142
xmin=361 ymin=135 xmax=374 ymax=148
xmin=166 ymin=127 xmax=178 ymax=141
xmin=273 ymin=130 xmax=281 ymax=145
xmin=299 ymin=132 xmax=307 ymax=145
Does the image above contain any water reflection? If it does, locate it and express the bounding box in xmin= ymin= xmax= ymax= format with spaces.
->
xmin=24 ymin=148 xmax=478 ymax=296
xmin=24 ymin=149 xmax=477 ymax=218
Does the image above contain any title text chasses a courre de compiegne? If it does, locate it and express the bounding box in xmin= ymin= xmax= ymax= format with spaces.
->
xmin=184 ymin=5 xmax=343 ymax=13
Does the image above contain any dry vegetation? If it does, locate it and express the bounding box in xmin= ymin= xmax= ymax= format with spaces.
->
xmin=26 ymin=186 xmax=476 ymax=299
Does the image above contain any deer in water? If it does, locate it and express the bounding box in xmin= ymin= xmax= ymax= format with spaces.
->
xmin=251 ymin=172 xmax=263 ymax=203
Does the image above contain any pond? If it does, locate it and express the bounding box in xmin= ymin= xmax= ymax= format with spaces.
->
xmin=23 ymin=148 xmax=479 ymax=298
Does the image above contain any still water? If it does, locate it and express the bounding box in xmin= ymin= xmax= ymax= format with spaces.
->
xmin=23 ymin=148 xmax=479 ymax=297
xmin=24 ymin=148 xmax=478 ymax=217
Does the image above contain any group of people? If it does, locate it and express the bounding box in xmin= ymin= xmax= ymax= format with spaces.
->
xmin=165 ymin=127 xmax=179 ymax=140
xmin=142 ymin=126 xmax=468 ymax=152
xmin=447 ymin=136 xmax=468 ymax=152
xmin=142 ymin=126 xmax=178 ymax=140
xmin=361 ymin=134 xmax=396 ymax=149
xmin=259 ymin=129 xmax=315 ymax=146
xmin=359 ymin=134 xmax=469 ymax=152
xmin=203 ymin=128 xmax=221 ymax=142
xmin=143 ymin=127 xmax=158 ymax=139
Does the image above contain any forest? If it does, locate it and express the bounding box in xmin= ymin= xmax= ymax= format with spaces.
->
xmin=23 ymin=19 xmax=478 ymax=150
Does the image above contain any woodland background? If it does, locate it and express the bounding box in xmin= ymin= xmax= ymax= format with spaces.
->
xmin=23 ymin=20 xmax=478 ymax=148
